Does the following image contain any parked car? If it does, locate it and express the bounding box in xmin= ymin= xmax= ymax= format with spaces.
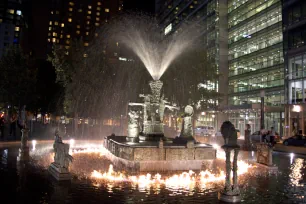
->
xmin=194 ymin=126 xmax=215 ymax=136
xmin=283 ymin=135 xmax=306 ymax=146
xmin=250 ymin=131 xmax=280 ymax=143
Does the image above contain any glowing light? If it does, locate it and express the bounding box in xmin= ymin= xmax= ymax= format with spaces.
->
xmin=290 ymin=153 xmax=294 ymax=164
xmin=212 ymin=144 xmax=219 ymax=149
xmin=292 ymin=105 xmax=301 ymax=112
xmin=69 ymin=139 xmax=75 ymax=147
xmin=32 ymin=140 xmax=37 ymax=151
xmin=91 ymin=162 xmax=253 ymax=190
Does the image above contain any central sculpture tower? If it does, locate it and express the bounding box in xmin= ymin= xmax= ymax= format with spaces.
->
xmin=140 ymin=80 xmax=165 ymax=141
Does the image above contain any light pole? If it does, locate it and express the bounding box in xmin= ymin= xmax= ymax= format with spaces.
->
xmin=292 ymin=105 xmax=302 ymax=134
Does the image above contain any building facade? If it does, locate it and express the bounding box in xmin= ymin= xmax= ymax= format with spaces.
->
xmin=283 ymin=0 xmax=306 ymax=136
xmin=156 ymin=0 xmax=228 ymax=128
xmin=226 ymin=0 xmax=284 ymax=134
xmin=0 ymin=0 xmax=25 ymax=57
xmin=48 ymin=0 xmax=123 ymax=49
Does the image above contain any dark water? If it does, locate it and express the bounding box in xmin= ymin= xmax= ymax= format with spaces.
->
xmin=0 ymin=142 xmax=306 ymax=204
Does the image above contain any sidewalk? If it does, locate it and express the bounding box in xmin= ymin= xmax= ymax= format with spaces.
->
xmin=273 ymin=143 xmax=306 ymax=155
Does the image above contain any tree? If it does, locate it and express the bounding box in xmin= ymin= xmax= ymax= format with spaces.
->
xmin=0 ymin=45 xmax=37 ymax=110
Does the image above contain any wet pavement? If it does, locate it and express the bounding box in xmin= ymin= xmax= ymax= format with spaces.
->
xmin=0 ymin=140 xmax=306 ymax=204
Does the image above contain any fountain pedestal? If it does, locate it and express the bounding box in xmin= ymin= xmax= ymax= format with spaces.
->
xmin=255 ymin=143 xmax=278 ymax=171
xmin=17 ymin=129 xmax=30 ymax=162
xmin=218 ymin=121 xmax=241 ymax=203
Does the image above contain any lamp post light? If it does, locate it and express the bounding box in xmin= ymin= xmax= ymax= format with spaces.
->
xmin=292 ymin=105 xmax=302 ymax=134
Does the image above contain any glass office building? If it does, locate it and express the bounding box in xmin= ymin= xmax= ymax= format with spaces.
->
xmin=156 ymin=0 xmax=228 ymax=128
xmin=283 ymin=0 xmax=306 ymax=136
xmin=227 ymin=0 xmax=284 ymax=134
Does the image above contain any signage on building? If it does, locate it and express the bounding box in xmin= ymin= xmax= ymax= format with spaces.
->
xmin=164 ymin=23 xmax=172 ymax=35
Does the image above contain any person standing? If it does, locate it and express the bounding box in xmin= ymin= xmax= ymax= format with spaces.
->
xmin=0 ymin=115 xmax=5 ymax=140
xmin=244 ymin=124 xmax=251 ymax=148
xmin=9 ymin=113 xmax=17 ymax=140
xmin=18 ymin=105 xmax=27 ymax=130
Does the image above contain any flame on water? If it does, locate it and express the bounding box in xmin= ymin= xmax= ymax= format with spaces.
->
xmin=90 ymin=161 xmax=252 ymax=189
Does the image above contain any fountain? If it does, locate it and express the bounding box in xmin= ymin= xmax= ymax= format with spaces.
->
xmin=104 ymin=79 xmax=216 ymax=172
xmin=103 ymin=15 xmax=215 ymax=172
xmin=17 ymin=128 xmax=30 ymax=161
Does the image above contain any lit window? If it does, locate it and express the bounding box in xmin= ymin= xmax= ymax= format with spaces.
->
xmin=86 ymin=21 xmax=90 ymax=25
xmin=97 ymin=2 xmax=101 ymax=6
xmin=96 ymin=17 xmax=100 ymax=21
xmin=52 ymin=32 xmax=57 ymax=37
xmin=119 ymin=7 xmax=121 ymax=11
xmin=48 ymin=27 xmax=52 ymax=31
xmin=77 ymin=25 xmax=80 ymax=28
xmin=95 ymin=23 xmax=100 ymax=26
xmin=105 ymin=8 xmax=109 ymax=12
xmin=51 ymin=11 xmax=54 ymax=14
xmin=84 ymin=42 xmax=89 ymax=46
xmin=88 ymin=5 xmax=92 ymax=9
xmin=52 ymin=38 xmax=56 ymax=43
xmin=0 ymin=19 xmax=2 ymax=23
xmin=66 ymin=34 xmax=70 ymax=38
xmin=83 ymin=53 xmax=88 ymax=57
xmin=76 ymin=30 xmax=80 ymax=34
xmin=57 ymin=39 xmax=59 ymax=43
xmin=48 ymin=38 xmax=50 ymax=42
xmin=60 ymin=34 xmax=63 ymax=38
xmin=49 ymin=21 xmax=52 ymax=25
xmin=65 ymin=46 xmax=70 ymax=50
xmin=48 ymin=33 xmax=51 ymax=36
xmin=15 ymin=27 xmax=20 ymax=31
xmin=69 ymin=8 xmax=73 ymax=12
xmin=88 ymin=11 xmax=92 ymax=14
xmin=66 ymin=40 xmax=70 ymax=44
xmin=95 ymin=33 xmax=98 ymax=37
xmin=97 ymin=7 xmax=101 ymax=11
xmin=68 ymin=18 xmax=72 ymax=22
xmin=8 ymin=9 xmax=14 ymax=14
xmin=78 ymin=9 xmax=82 ymax=12
xmin=69 ymin=2 xmax=74 ymax=6
xmin=16 ymin=10 xmax=22 ymax=15
xmin=86 ymin=32 xmax=89 ymax=35
xmin=61 ymin=23 xmax=64 ymax=27
xmin=54 ymin=21 xmax=58 ymax=25
xmin=96 ymin=12 xmax=100 ymax=16
xmin=87 ymin=16 xmax=91 ymax=19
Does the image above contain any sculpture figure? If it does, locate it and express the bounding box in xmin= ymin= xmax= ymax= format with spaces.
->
xmin=127 ymin=110 xmax=140 ymax=142
xmin=53 ymin=135 xmax=73 ymax=170
xmin=218 ymin=121 xmax=241 ymax=203
xmin=180 ymin=105 xmax=194 ymax=138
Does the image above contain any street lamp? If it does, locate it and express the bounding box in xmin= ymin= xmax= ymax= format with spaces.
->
xmin=292 ymin=105 xmax=302 ymax=134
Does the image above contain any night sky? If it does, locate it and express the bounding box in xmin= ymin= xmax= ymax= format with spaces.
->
xmin=124 ymin=0 xmax=155 ymax=13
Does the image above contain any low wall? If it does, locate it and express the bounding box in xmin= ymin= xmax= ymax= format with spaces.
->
xmin=105 ymin=136 xmax=216 ymax=161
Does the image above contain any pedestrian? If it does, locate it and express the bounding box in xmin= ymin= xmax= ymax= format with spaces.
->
xmin=9 ymin=113 xmax=17 ymax=140
xmin=244 ymin=124 xmax=251 ymax=148
xmin=17 ymin=105 xmax=27 ymax=130
xmin=0 ymin=114 xmax=5 ymax=140
xmin=260 ymin=125 xmax=266 ymax=143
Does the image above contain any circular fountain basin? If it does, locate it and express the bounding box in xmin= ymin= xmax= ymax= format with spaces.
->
xmin=0 ymin=140 xmax=305 ymax=203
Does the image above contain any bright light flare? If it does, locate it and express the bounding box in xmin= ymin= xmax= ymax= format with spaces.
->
xmin=69 ymin=139 xmax=75 ymax=147
xmin=32 ymin=140 xmax=37 ymax=151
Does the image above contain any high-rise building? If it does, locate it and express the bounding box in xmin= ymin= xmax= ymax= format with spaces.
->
xmin=0 ymin=0 xmax=25 ymax=57
xmin=283 ymin=0 xmax=306 ymax=136
xmin=227 ymin=0 xmax=284 ymax=134
xmin=156 ymin=0 xmax=228 ymax=128
xmin=47 ymin=0 xmax=123 ymax=49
